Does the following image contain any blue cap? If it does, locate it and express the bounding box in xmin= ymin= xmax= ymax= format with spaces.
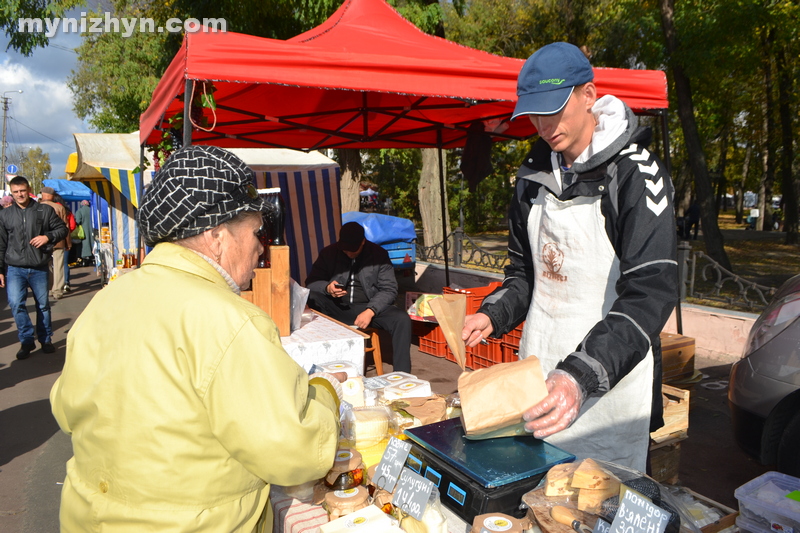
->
xmin=512 ymin=42 xmax=594 ymax=119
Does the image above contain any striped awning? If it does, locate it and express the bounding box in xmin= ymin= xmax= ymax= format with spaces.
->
xmin=98 ymin=167 xmax=141 ymax=208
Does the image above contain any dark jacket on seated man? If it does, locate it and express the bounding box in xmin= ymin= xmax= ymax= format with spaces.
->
xmin=305 ymin=222 xmax=412 ymax=373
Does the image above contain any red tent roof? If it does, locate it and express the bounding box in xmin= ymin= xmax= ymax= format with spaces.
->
xmin=140 ymin=0 xmax=667 ymax=150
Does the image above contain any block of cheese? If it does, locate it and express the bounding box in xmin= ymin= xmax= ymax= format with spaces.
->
xmin=342 ymin=377 xmax=365 ymax=408
xmin=544 ymin=462 xmax=578 ymax=497
xmin=319 ymin=361 xmax=361 ymax=378
xmin=383 ymin=379 xmax=432 ymax=401
xmin=350 ymin=407 xmax=390 ymax=448
xmin=381 ymin=371 xmax=416 ymax=384
xmin=576 ymin=485 xmax=620 ymax=512
xmin=571 ymin=458 xmax=619 ymax=489
xmin=320 ymin=503 xmax=399 ymax=532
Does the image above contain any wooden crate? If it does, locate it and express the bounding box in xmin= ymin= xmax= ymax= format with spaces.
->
xmin=649 ymin=440 xmax=682 ymax=485
xmin=660 ymin=332 xmax=696 ymax=382
xmin=240 ymin=245 xmax=291 ymax=336
xmin=650 ymin=384 xmax=690 ymax=443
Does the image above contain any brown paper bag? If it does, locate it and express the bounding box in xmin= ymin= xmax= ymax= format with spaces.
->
xmin=458 ymin=355 xmax=548 ymax=439
xmin=428 ymin=293 xmax=467 ymax=370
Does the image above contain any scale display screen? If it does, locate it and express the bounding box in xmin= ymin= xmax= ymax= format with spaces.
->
xmin=405 ymin=418 xmax=574 ymax=488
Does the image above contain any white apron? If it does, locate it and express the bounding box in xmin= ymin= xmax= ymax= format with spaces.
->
xmin=518 ymin=185 xmax=653 ymax=471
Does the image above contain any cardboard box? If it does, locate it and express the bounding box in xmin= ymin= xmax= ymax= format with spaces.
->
xmin=650 ymin=384 xmax=690 ymax=443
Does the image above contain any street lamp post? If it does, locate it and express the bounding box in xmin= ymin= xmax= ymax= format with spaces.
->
xmin=2 ymin=90 xmax=23 ymax=194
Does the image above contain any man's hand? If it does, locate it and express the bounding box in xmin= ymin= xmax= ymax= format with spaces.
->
xmin=30 ymin=235 xmax=49 ymax=248
xmin=327 ymin=280 xmax=347 ymax=298
xmin=522 ymin=370 xmax=584 ymax=438
xmin=354 ymin=308 xmax=375 ymax=329
xmin=461 ymin=312 xmax=494 ymax=347
xmin=0 ymin=273 xmax=4 ymax=288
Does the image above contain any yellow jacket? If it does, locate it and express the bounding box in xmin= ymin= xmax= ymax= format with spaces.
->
xmin=51 ymin=243 xmax=340 ymax=532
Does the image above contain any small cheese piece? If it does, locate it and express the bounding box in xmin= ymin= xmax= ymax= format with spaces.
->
xmin=544 ymin=462 xmax=578 ymax=497
xmin=577 ymin=485 xmax=619 ymax=512
xmin=571 ymin=458 xmax=619 ymax=489
xmin=342 ymin=377 xmax=365 ymax=408
xmin=351 ymin=407 xmax=390 ymax=448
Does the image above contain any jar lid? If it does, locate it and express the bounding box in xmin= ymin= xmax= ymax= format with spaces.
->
xmin=324 ymin=485 xmax=369 ymax=507
xmin=470 ymin=513 xmax=524 ymax=533
xmin=330 ymin=448 xmax=363 ymax=474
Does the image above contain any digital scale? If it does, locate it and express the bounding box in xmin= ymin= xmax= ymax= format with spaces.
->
xmin=404 ymin=418 xmax=575 ymax=524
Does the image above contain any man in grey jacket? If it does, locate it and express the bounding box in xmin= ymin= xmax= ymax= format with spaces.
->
xmin=306 ymin=222 xmax=412 ymax=373
xmin=0 ymin=176 xmax=68 ymax=359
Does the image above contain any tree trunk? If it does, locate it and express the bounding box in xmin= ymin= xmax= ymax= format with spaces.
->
xmin=736 ymin=144 xmax=751 ymax=224
xmin=418 ymin=148 xmax=450 ymax=247
xmin=758 ymin=29 xmax=776 ymax=232
xmin=336 ymin=148 xmax=362 ymax=214
xmin=714 ymin=118 xmax=730 ymax=215
xmin=659 ymin=0 xmax=731 ymax=270
xmin=776 ymin=46 xmax=798 ymax=243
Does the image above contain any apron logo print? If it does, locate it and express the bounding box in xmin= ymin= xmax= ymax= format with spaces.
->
xmin=542 ymin=243 xmax=567 ymax=281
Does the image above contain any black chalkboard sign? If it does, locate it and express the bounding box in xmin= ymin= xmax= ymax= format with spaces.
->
xmin=374 ymin=437 xmax=412 ymax=492
xmin=392 ymin=467 xmax=434 ymax=521
xmin=609 ymin=488 xmax=669 ymax=533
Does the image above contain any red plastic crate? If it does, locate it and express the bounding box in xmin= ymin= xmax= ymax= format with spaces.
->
xmin=501 ymin=342 xmax=520 ymax=363
xmin=419 ymin=337 xmax=448 ymax=358
xmin=502 ymin=322 xmax=525 ymax=348
xmin=443 ymin=282 xmax=502 ymax=314
xmin=465 ymin=338 xmax=502 ymax=369
xmin=418 ymin=323 xmax=445 ymax=344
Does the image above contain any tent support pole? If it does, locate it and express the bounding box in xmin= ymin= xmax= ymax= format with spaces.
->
xmin=183 ymin=79 xmax=193 ymax=147
xmin=437 ymin=130 xmax=450 ymax=287
xmin=659 ymin=109 xmax=682 ymax=335
xmin=138 ymin=144 xmax=145 ymax=260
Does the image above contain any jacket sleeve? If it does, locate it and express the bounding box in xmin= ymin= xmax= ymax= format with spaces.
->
xmin=556 ymin=148 xmax=679 ymax=396
xmin=365 ymin=246 xmax=398 ymax=314
xmin=44 ymin=204 xmax=68 ymax=244
xmin=0 ymin=213 xmax=8 ymax=271
xmin=477 ymin=177 xmax=536 ymax=337
xmin=305 ymin=245 xmax=339 ymax=292
xmin=204 ymin=314 xmax=340 ymax=486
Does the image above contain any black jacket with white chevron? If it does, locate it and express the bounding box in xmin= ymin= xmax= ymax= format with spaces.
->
xmin=478 ymin=100 xmax=678 ymax=431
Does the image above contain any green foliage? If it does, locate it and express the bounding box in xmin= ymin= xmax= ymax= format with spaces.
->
xmin=17 ymin=146 xmax=52 ymax=193
xmin=1 ymin=0 xmax=81 ymax=56
xmin=361 ymin=148 xmax=422 ymax=222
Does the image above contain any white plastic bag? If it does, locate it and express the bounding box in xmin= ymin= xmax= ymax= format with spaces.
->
xmin=290 ymin=278 xmax=310 ymax=332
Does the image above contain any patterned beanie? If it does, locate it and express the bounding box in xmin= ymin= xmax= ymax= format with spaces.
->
xmin=137 ymin=145 xmax=268 ymax=246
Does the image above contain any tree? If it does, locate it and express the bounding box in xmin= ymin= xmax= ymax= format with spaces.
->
xmin=18 ymin=147 xmax=51 ymax=195
xmin=1 ymin=0 xmax=80 ymax=56
xmin=659 ymin=0 xmax=731 ymax=270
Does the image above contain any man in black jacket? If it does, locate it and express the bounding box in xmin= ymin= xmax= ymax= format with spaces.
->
xmin=0 ymin=176 xmax=68 ymax=359
xmin=306 ymin=222 xmax=411 ymax=373
xmin=461 ymin=43 xmax=677 ymax=470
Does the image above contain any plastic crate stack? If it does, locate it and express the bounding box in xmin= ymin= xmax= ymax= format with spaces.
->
xmin=415 ymin=282 xmax=529 ymax=369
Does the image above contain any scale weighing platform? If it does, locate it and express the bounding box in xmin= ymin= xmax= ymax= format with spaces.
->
xmin=404 ymin=418 xmax=575 ymax=524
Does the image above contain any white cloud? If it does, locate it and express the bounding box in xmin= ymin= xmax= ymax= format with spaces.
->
xmin=1 ymin=22 xmax=94 ymax=180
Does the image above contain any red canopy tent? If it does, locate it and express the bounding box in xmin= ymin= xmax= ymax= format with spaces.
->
xmin=139 ymin=0 xmax=668 ymax=151
xmin=139 ymin=0 xmax=670 ymax=286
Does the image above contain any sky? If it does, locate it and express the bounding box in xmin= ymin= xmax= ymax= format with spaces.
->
xmin=1 ymin=8 xmax=97 ymax=183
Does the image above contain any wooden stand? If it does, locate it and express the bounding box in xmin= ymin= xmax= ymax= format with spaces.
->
xmin=240 ymin=245 xmax=291 ymax=336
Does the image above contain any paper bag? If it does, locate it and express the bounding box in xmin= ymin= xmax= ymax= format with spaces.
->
xmin=428 ymin=293 xmax=467 ymax=370
xmin=458 ymin=355 xmax=548 ymax=439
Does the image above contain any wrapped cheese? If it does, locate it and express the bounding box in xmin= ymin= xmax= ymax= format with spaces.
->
xmin=319 ymin=361 xmax=361 ymax=378
xmin=382 ymin=371 xmax=416 ymax=384
xmin=383 ymin=379 xmax=432 ymax=401
xmin=470 ymin=513 xmax=525 ymax=533
xmin=342 ymin=376 xmax=365 ymax=408
xmin=320 ymin=503 xmax=400 ymax=532
xmin=343 ymin=406 xmax=392 ymax=449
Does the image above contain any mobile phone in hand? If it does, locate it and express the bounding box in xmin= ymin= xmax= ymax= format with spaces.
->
xmin=334 ymin=282 xmax=345 ymax=289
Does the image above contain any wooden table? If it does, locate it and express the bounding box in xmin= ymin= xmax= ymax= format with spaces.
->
xmin=280 ymin=311 xmax=365 ymax=373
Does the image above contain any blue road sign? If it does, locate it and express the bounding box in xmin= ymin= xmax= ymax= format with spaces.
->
xmin=6 ymin=164 xmax=18 ymax=174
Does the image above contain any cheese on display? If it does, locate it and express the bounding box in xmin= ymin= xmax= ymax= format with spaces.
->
xmin=383 ymin=379 xmax=432 ymax=401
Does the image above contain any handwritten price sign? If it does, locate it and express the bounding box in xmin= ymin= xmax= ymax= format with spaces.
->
xmin=374 ymin=437 xmax=412 ymax=493
xmin=392 ymin=467 xmax=433 ymax=521
xmin=609 ymin=488 xmax=669 ymax=533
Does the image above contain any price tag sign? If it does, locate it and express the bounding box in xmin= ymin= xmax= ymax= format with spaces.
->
xmin=609 ymin=488 xmax=669 ymax=533
xmin=373 ymin=436 xmax=411 ymax=492
xmin=593 ymin=518 xmax=611 ymax=533
xmin=392 ymin=467 xmax=433 ymax=521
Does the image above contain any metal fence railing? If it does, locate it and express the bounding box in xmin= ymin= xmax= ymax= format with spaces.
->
xmin=418 ymin=231 xmax=778 ymax=311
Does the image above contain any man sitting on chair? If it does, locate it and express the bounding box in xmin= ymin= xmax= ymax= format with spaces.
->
xmin=306 ymin=221 xmax=412 ymax=373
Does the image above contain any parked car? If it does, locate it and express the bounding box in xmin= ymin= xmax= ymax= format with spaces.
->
xmin=728 ymin=273 xmax=800 ymax=476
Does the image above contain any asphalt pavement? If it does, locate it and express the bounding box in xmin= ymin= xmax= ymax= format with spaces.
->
xmin=0 ymin=264 xmax=772 ymax=530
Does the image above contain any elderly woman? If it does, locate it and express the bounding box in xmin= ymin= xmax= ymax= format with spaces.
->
xmin=50 ymin=146 xmax=342 ymax=532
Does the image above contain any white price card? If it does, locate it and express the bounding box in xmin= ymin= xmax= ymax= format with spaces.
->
xmin=392 ymin=467 xmax=433 ymax=521
xmin=374 ymin=437 xmax=412 ymax=493
xmin=609 ymin=488 xmax=669 ymax=533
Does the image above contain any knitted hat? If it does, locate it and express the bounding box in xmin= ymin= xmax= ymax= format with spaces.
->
xmin=137 ymin=145 xmax=268 ymax=246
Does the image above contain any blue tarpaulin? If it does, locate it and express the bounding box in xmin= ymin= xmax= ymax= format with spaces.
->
xmin=42 ymin=179 xmax=92 ymax=202
xmin=342 ymin=212 xmax=416 ymax=245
